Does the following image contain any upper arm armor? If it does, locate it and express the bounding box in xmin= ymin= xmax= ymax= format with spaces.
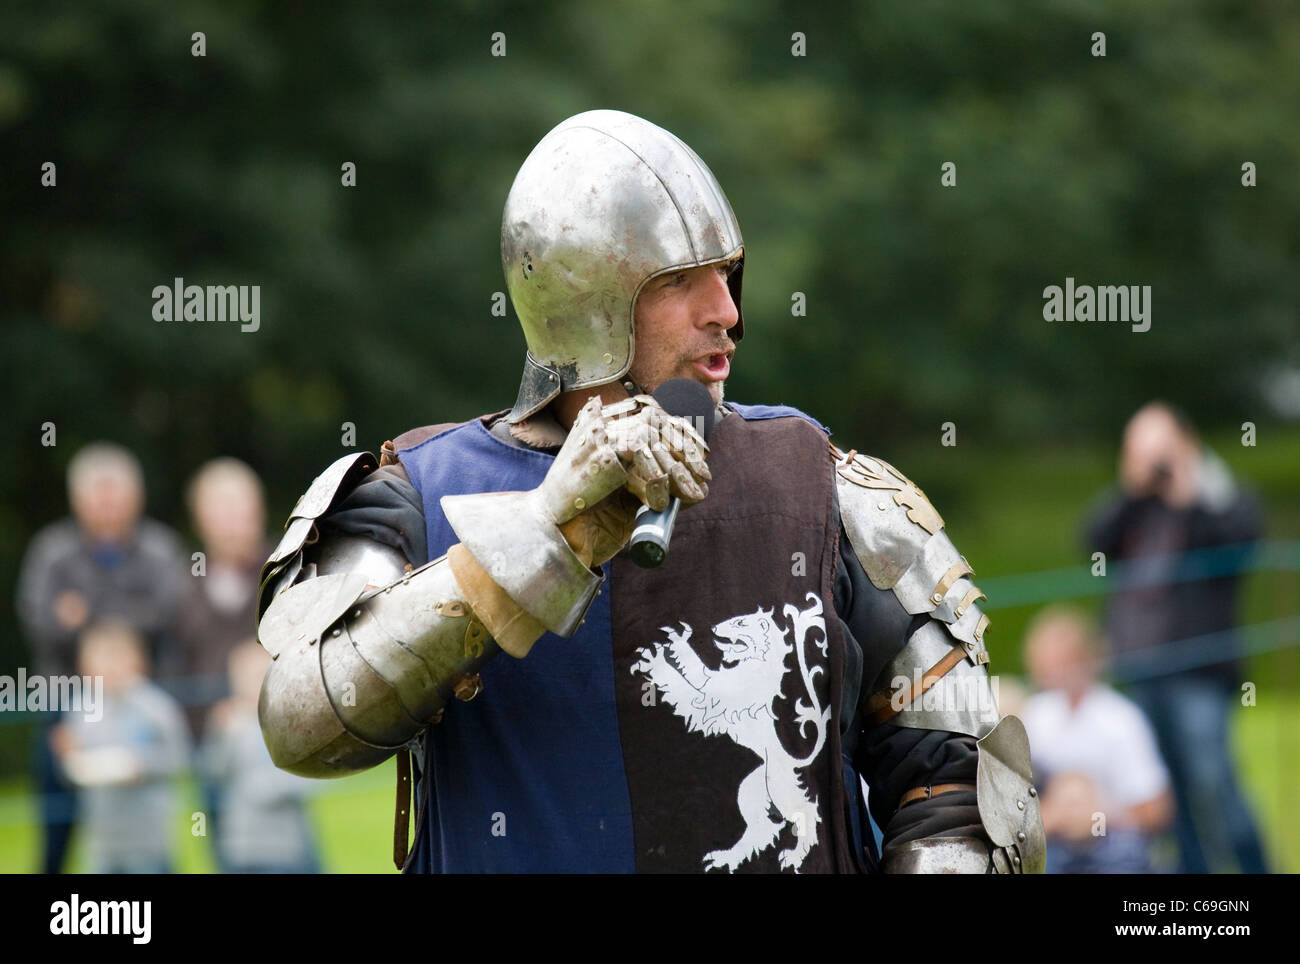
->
xmin=831 ymin=440 xmax=996 ymax=761
xmin=832 ymin=442 xmax=1045 ymax=873
xmin=832 ymin=443 xmax=989 ymax=661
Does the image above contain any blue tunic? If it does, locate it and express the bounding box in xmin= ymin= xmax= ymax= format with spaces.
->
xmin=398 ymin=403 xmax=831 ymax=873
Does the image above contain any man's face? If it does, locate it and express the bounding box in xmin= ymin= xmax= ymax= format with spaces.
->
xmin=1120 ymin=403 xmax=1199 ymax=499
xmin=194 ymin=477 xmax=265 ymax=562
xmin=71 ymin=472 xmax=143 ymax=544
xmin=1024 ymin=620 xmax=1095 ymax=696
xmin=629 ymin=260 xmax=740 ymax=406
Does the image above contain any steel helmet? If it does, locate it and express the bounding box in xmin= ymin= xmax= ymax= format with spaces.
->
xmin=502 ymin=109 xmax=745 ymax=423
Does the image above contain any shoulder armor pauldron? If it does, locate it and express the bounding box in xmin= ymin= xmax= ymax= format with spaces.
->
xmin=259 ymin=451 xmax=380 ymax=618
xmin=830 ymin=441 xmax=989 ymax=655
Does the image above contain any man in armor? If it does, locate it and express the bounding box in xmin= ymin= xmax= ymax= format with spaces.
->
xmin=256 ymin=109 xmax=1045 ymax=874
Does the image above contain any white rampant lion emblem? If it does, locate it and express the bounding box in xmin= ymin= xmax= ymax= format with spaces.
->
xmin=630 ymin=591 xmax=831 ymax=872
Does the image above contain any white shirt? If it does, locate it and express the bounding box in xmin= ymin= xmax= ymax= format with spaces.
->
xmin=1020 ymin=684 xmax=1169 ymax=815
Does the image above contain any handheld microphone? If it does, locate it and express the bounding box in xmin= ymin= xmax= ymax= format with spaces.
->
xmin=628 ymin=378 xmax=718 ymax=568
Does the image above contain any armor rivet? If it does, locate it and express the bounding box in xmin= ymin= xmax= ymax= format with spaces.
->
xmin=352 ymin=609 xmax=361 ymax=618
xmin=331 ymin=628 xmax=340 ymax=637
xmin=1028 ymin=786 xmax=1037 ymax=796
xmin=574 ymin=497 xmax=586 ymax=510
xmin=1017 ymin=800 xmax=1025 ymax=810
xmin=1017 ymin=831 xmax=1026 ymax=842
xmin=602 ymin=352 xmax=612 ymax=364
xmin=878 ymin=502 xmax=887 ymax=511
xmin=1013 ymin=855 xmax=1021 ymax=865
xmin=932 ymin=593 xmax=943 ymax=604
xmin=453 ymin=674 xmax=483 ymax=702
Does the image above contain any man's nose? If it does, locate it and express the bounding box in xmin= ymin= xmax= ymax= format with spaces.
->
xmin=696 ymin=268 xmax=739 ymax=332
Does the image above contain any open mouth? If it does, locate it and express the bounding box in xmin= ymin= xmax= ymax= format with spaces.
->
xmin=693 ymin=353 xmax=730 ymax=381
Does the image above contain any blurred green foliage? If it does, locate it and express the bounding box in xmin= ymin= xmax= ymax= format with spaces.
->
xmin=2 ymin=0 xmax=1298 ymax=779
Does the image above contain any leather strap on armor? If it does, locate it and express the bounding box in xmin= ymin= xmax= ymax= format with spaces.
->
xmin=393 ymin=747 xmax=412 ymax=870
xmin=899 ymin=782 xmax=977 ymax=808
xmin=446 ymin=542 xmax=547 ymax=658
xmin=864 ymin=639 xmax=970 ymax=725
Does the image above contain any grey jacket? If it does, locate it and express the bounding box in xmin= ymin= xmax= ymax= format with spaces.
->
xmin=16 ymin=517 xmax=186 ymax=678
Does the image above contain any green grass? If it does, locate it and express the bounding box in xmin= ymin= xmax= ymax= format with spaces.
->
xmin=1233 ymin=697 xmax=1300 ymax=874
xmin=0 ymin=761 xmax=397 ymax=874
xmin=311 ymin=763 xmax=397 ymax=873
xmin=0 ymin=698 xmax=1294 ymax=873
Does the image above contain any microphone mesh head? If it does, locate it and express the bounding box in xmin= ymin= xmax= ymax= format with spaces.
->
xmin=651 ymin=378 xmax=717 ymax=441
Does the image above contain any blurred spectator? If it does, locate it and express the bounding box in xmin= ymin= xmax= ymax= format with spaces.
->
xmin=992 ymin=674 xmax=1029 ymax=720
xmin=1084 ymin=401 xmax=1269 ymax=874
xmin=199 ymin=641 xmax=320 ymax=874
xmin=175 ymin=458 xmax=270 ymax=739
xmin=175 ymin=458 xmax=270 ymax=870
xmin=1020 ymin=606 xmax=1173 ymax=873
xmin=15 ymin=441 xmax=185 ymax=873
xmin=54 ymin=619 xmax=190 ymax=874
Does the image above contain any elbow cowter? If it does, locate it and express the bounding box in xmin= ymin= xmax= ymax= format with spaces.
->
xmin=257 ymin=542 xmax=501 ymax=778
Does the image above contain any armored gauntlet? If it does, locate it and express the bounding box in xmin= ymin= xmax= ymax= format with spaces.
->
xmin=256 ymin=395 xmax=709 ymax=777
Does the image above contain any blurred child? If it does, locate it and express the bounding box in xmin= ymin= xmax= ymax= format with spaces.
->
xmin=55 ymin=619 xmax=190 ymax=873
xmin=200 ymin=640 xmax=320 ymax=873
xmin=1020 ymin=606 xmax=1173 ymax=873
xmin=18 ymin=441 xmax=186 ymax=872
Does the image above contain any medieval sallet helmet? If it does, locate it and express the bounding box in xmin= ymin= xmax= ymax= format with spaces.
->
xmin=501 ymin=109 xmax=745 ymax=423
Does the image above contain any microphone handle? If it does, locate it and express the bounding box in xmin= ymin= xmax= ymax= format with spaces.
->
xmin=628 ymin=497 xmax=681 ymax=568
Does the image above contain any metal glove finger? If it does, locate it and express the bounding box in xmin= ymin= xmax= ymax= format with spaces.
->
xmin=665 ymin=458 xmax=708 ymax=505
xmin=655 ymin=413 xmax=711 ymax=483
xmin=643 ymin=423 xmax=707 ymax=505
xmin=607 ymin=412 xmax=671 ymax=498
xmin=623 ymin=444 xmax=670 ymax=510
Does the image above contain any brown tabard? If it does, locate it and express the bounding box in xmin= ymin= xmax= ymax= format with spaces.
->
xmin=610 ymin=409 xmax=858 ymax=873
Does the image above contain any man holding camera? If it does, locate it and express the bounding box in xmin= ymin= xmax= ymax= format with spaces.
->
xmin=1086 ymin=400 xmax=1268 ymax=873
